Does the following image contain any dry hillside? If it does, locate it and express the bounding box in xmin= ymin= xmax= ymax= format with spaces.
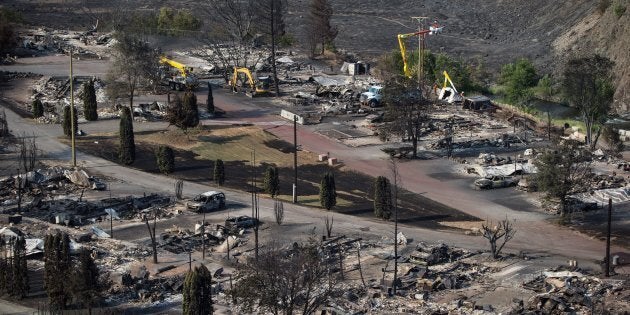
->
xmin=2 ymin=0 xmax=629 ymax=109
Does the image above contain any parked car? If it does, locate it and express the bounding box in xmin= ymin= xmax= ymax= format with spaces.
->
xmin=225 ymin=216 xmax=259 ymax=229
xmin=186 ymin=191 xmax=225 ymax=213
xmin=474 ymin=175 xmax=519 ymax=189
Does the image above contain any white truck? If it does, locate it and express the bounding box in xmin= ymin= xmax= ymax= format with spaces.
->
xmin=360 ymin=85 xmax=383 ymax=108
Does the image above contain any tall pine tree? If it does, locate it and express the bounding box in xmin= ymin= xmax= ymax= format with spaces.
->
xmin=319 ymin=171 xmax=337 ymax=210
xmin=213 ymin=159 xmax=225 ymax=186
xmin=11 ymin=236 xmax=29 ymax=299
xmin=83 ymin=80 xmax=98 ymax=121
xmin=206 ymin=83 xmax=215 ymax=115
xmin=263 ymin=166 xmax=279 ymax=197
xmin=183 ymin=264 xmax=213 ymax=315
xmin=119 ymin=106 xmax=135 ymax=165
xmin=72 ymin=248 xmax=102 ymax=312
xmin=62 ymin=105 xmax=78 ymax=137
xmin=32 ymin=99 xmax=44 ymax=118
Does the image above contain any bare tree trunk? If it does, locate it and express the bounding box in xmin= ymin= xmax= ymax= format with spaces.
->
xmin=145 ymin=212 xmax=158 ymax=264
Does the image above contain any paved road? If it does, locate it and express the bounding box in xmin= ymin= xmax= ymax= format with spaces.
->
xmin=1 ymin=56 xmax=626 ymax=265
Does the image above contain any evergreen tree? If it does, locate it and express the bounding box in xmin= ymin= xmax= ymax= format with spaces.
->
xmin=11 ymin=236 xmax=29 ymax=298
xmin=156 ymin=145 xmax=175 ymax=174
xmin=32 ymin=99 xmax=44 ymax=118
xmin=62 ymin=105 xmax=78 ymax=137
xmin=182 ymin=91 xmax=199 ymax=129
xmin=183 ymin=264 xmax=213 ymax=315
xmin=206 ymin=83 xmax=215 ymax=115
xmin=119 ymin=106 xmax=135 ymax=165
xmin=213 ymin=159 xmax=225 ymax=186
xmin=373 ymin=176 xmax=393 ymax=220
xmin=263 ymin=166 xmax=280 ymax=197
xmin=72 ymin=248 xmax=101 ymax=312
xmin=319 ymin=171 xmax=337 ymax=210
xmin=83 ymin=80 xmax=98 ymax=121
xmin=45 ymin=232 xmax=71 ymax=310
xmin=0 ymin=238 xmax=7 ymax=295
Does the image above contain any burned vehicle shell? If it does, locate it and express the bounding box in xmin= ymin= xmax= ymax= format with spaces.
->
xmin=186 ymin=191 xmax=226 ymax=212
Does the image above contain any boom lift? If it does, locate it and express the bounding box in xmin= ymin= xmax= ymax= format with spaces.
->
xmin=438 ymin=70 xmax=463 ymax=103
xmin=159 ymin=56 xmax=199 ymax=91
xmin=229 ymin=67 xmax=272 ymax=97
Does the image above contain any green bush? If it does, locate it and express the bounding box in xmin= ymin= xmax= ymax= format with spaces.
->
xmin=499 ymin=58 xmax=538 ymax=105
xmin=373 ymin=176 xmax=392 ymax=220
xmin=155 ymin=146 xmax=175 ymax=174
xmin=319 ymin=171 xmax=337 ymax=211
xmin=157 ymin=7 xmax=201 ymax=36
xmin=613 ymin=2 xmax=626 ymax=17
xmin=263 ymin=166 xmax=279 ymax=197
xmin=82 ymin=80 xmax=98 ymax=121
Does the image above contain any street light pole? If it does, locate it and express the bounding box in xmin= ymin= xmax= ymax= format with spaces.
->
xmin=69 ymin=49 xmax=76 ymax=167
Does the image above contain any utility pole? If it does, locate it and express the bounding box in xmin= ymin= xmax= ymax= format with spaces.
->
xmin=251 ymin=150 xmax=259 ymax=259
xmin=293 ymin=115 xmax=298 ymax=203
xmin=605 ymin=198 xmax=612 ymax=277
xmin=391 ymin=159 xmax=400 ymax=295
xmin=412 ymin=16 xmax=428 ymax=89
xmin=69 ymin=49 xmax=76 ymax=167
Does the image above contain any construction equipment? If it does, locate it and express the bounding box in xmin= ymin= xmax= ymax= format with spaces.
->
xmin=397 ymin=21 xmax=443 ymax=78
xmin=229 ymin=67 xmax=272 ymax=97
xmin=159 ymin=56 xmax=199 ymax=91
xmin=437 ymin=71 xmax=463 ymax=103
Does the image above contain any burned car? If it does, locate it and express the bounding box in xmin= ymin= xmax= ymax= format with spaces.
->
xmin=474 ymin=175 xmax=519 ymax=189
xmin=225 ymin=216 xmax=259 ymax=229
xmin=186 ymin=191 xmax=226 ymax=212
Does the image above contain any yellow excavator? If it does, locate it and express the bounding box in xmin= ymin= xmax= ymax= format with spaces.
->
xmin=159 ymin=56 xmax=199 ymax=91
xmin=437 ymin=70 xmax=463 ymax=103
xmin=229 ymin=67 xmax=272 ymax=97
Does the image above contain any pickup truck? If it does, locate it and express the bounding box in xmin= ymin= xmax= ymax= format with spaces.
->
xmin=474 ymin=175 xmax=519 ymax=189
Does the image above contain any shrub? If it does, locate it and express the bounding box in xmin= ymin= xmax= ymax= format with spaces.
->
xmin=156 ymin=146 xmax=175 ymax=174
xmin=82 ymin=80 xmax=98 ymax=121
xmin=32 ymin=99 xmax=44 ymax=118
xmin=613 ymin=2 xmax=626 ymax=17
xmin=598 ymin=0 xmax=612 ymax=13
xmin=62 ymin=106 xmax=78 ymax=137
xmin=373 ymin=176 xmax=392 ymax=219
xmin=263 ymin=166 xmax=280 ymax=197
xmin=319 ymin=171 xmax=337 ymax=211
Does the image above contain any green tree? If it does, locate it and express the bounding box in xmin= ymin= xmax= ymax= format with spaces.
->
xmin=32 ymin=99 xmax=44 ymax=118
xmin=373 ymin=176 xmax=392 ymax=220
xmin=206 ymin=83 xmax=215 ymax=115
xmin=62 ymin=105 xmax=78 ymax=137
xmin=45 ymin=232 xmax=71 ymax=310
xmin=214 ymin=159 xmax=225 ymax=186
xmin=434 ymin=53 xmax=473 ymax=91
xmin=156 ymin=145 xmax=175 ymax=174
xmin=11 ymin=236 xmax=29 ymax=299
xmin=534 ymin=140 xmax=592 ymax=216
xmin=182 ymin=91 xmax=199 ymax=129
xmin=563 ymin=55 xmax=615 ymax=147
xmin=167 ymin=92 xmax=199 ymax=130
xmin=500 ymin=58 xmax=538 ymax=105
xmin=263 ymin=166 xmax=280 ymax=197
xmin=72 ymin=249 xmax=102 ymax=313
xmin=319 ymin=171 xmax=337 ymax=210
xmin=183 ymin=264 xmax=213 ymax=315
xmin=119 ymin=106 xmax=135 ymax=165
xmin=535 ymin=74 xmax=554 ymax=101
xmin=82 ymin=80 xmax=98 ymax=121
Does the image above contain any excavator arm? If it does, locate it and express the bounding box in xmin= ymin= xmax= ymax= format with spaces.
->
xmin=442 ymin=70 xmax=459 ymax=94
